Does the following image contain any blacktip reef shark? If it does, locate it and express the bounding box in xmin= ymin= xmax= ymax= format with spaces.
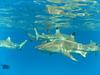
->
xmin=0 ymin=37 xmax=27 ymax=49
xmin=36 ymin=39 xmax=100 ymax=61
xmin=28 ymin=27 xmax=75 ymax=42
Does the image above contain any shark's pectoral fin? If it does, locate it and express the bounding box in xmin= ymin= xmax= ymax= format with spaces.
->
xmin=63 ymin=51 xmax=78 ymax=61
xmin=79 ymin=51 xmax=87 ymax=58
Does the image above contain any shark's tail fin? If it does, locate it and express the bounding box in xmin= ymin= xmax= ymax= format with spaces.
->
xmin=19 ymin=40 xmax=27 ymax=49
xmin=34 ymin=28 xmax=39 ymax=40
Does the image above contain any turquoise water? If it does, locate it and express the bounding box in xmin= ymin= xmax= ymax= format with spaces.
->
xmin=0 ymin=0 xmax=100 ymax=75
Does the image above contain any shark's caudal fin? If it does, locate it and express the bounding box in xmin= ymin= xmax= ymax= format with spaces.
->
xmin=34 ymin=28 xmax=40 ymax=40
xmin=19 ymin=40 xmax=27 ymax=49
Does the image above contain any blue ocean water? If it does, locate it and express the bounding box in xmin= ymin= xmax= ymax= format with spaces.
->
xmin=0 ymin=0 xmax=100 ymax=75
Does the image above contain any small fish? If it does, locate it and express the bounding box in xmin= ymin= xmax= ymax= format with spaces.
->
xmin=1 ymin=64 xmax=10 ymax=70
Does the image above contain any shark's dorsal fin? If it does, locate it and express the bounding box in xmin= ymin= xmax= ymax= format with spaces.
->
xmin=6 ymin=37 xmax=11 ymax=42
xmin=72 ymin=32 xmax=76 ymax=36
xmin=70 ymin=35 xmax=75 ymax=41
xmin=55 ymin=27 xmax=61 ymax=35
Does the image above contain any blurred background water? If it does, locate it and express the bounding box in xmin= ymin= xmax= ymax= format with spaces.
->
xmin=0 ymin=0 xmax=100 ymax=75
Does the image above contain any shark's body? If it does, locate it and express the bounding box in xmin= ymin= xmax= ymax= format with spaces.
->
xmin=36 ymin=39 xmax=99 ymax=61
xmin=0 ymin=37 xmax=27 ymax=49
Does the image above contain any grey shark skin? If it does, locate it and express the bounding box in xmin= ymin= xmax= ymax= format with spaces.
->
xmin=0 ymin=37 xmax=27 ymax=49
xmin=36 ymin=39 xmax=100 ymax=61
xmin=28 ymin=27 xmax=75 ymax=42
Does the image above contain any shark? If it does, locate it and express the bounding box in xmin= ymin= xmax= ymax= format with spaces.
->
xmin=28 ymin=27 xmax=75 ymax=42
xmin=0 ymin=37 xmax=27 ymax=49
xmin=36 ymin=39 xmax=100 ymax=61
